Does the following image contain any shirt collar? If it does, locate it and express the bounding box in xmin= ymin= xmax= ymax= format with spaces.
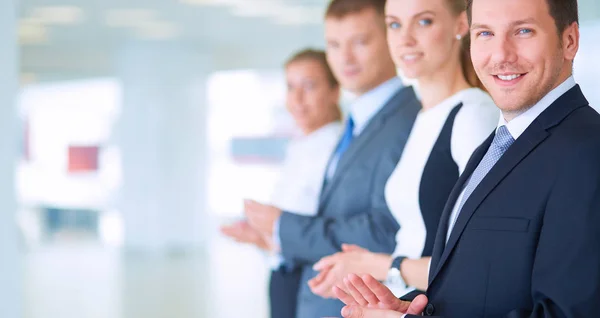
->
xmin=498 ymin=76 xmax=576 ymax=139
xmin=301 ymin=121 xmax=342 ymax=140
xmin=348 ymin=77 xmax=404 ymax=135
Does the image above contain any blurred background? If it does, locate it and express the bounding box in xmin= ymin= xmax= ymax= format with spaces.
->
xmin=1 ymin=0 xmax=599 ymax=317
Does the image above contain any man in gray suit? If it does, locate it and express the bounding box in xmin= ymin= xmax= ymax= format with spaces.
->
xmin=245 ymin=0 xmax=421 ymax=317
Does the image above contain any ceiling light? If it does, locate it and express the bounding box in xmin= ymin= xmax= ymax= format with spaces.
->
xmin=135 ymin=21 xmax=181 ymax=40
xmin=272 ymin=6 xmax=324 ymax=25
xmin=30 ymin=6 xmax=84 ymax=25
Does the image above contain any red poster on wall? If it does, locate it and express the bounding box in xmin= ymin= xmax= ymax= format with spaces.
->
xmin=68 ymin=146 xmax=99 ymax=172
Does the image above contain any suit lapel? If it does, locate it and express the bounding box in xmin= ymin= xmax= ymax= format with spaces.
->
xmin=428 ymin=85 xmax=589 ymax=286
xmin=318 ymin=86 xmax=417 ymax=208
xmin=428 ymin=133 xmax=493 ymax=284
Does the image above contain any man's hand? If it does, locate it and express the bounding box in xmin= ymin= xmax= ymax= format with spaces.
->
xmin=308 ymin=266 xmax=335 ymax=297
xmin=309 ymin=245 xmax=392 ymax=298
xmin=243 ymin=199 xmax=282 ymax=236
xmin=341 ymin=307 xmax=405 ymax=318
xmin=220 ymin=220 xmax=272 ymax=251
xmin=334 ymin=273 xmax=428 ymax=316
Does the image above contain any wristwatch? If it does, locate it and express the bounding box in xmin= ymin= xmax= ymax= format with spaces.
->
xmin=386 ymin=256 xmax=407 ymax=286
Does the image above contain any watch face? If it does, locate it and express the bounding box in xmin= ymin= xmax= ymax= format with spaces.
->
xmin=387 ymin=267 xmax=401 ymax=282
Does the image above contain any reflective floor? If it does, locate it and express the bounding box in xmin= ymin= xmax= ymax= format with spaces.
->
xmin=23 ymin=234 xmax=271 ymax=318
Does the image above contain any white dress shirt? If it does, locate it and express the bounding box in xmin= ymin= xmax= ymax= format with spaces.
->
xmin=271 ymin=122 xmax=342 ymax=215
xmin=268 ymin=121 xmax=342 ymax=269
xmin=384 ymin=88 xmax=498 ymax=296
xmin=325 ymin=77 xmax=404 ymax=180
xmin=446 ymin=76 xmax=577 ymax=241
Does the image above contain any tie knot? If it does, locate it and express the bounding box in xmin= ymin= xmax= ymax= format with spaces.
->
xmin=493 ymin=125 xmax=515 ymax=151
xmin=346 ymin=116 xmax=355 ymax=130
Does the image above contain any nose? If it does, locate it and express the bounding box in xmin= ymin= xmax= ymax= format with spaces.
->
xmin=340 ymin=44 xmax=356 ymax=65
xmin=490 ymin=35 xmax=518 ymax=68
xmin=398 ymin=24 xmax=417 ymax=47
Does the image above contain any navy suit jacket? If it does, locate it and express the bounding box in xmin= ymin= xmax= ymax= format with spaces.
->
xmin=406 ymin=85 xmax=600 ymax=317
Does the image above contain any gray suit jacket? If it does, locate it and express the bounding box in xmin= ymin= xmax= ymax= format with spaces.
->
xmin=278 ymin=85 xmax=421 ymax=318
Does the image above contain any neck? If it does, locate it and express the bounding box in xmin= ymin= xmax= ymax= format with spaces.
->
xmin=417 ymin=61 xmax=470 ymax=111
xmin=354 ymin=70 xmax=397 ymax=97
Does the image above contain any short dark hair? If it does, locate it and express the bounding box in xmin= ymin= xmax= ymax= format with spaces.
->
xmin=284 ymin=49 xmax=338 ymax=88
xmin=325 ymin=0 xmax=386 ymax=19
xmin=467 ymin=0 xmax=579 ymax=35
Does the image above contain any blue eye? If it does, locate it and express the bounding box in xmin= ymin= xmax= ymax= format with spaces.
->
xmin=389 ymin=21 xmax=401 ymax=29
xmin=518 ymin=28 xmax=533 ymax=35
xmin=478 ymin=31 xmax=493 ymax=37
xmin=418 ymin=19 xmax=433 ymax=26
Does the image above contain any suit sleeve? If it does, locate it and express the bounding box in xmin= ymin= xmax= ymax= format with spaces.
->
xmin=278 ymin=150 xmax=401 ymax=265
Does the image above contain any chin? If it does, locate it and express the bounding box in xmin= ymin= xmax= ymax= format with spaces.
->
xmin=398 ymin=69 xmax=418 ymax=80
xmin=340 ymin=79 xmax=358 ymax=90
xmin=496 ymin=103 xmax=523 ymax=113
xmin=344 ymin=82 xmax=367 ymax=94
xmin=495 ymin=99 xmax=532 ymax=117
xmin=404 ymin=64 xmax=424 ymax=76
xmin=491 ymin=85 xmax=533 ymax=106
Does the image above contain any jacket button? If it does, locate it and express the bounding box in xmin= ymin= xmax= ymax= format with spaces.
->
xmin=424 ymin=303 xmax=435 ymax=316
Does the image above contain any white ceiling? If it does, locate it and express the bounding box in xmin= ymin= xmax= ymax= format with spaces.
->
xmin=19 ymin=0 xmax=329 ymax=81
xmin=19 ymin=0 xmax=600 ymax=82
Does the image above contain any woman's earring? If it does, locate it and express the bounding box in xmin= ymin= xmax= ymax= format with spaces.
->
xmin=456 ymin=34 xmax=462 ymax=40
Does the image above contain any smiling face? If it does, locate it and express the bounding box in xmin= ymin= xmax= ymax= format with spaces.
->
xmin=469 ymin=0 xmax=579 ymax=119
xmin=385 ymin=0 xmax=468 ymax=80
xmin=285 ymin=59 xmax=340 ymax=134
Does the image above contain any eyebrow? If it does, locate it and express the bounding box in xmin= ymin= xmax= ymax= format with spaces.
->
xmin=470 ymin=23 xmax=490 ymax=30
xmin=510 ymin=18 xmax=538 ymax=27
xmin=471 ymin=18 xmax=538 ymax=30
xmin=385 ymin=10 xmax=436 ymax=20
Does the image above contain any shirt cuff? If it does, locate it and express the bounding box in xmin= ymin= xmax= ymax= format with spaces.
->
xmin=427 ymin=258 xmax=432 ymax=274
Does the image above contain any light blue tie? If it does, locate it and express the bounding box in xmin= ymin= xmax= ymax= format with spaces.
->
xmin=447 ymin=125 xmax=515 ymax=239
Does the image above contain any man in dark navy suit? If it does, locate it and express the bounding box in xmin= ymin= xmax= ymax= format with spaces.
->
xmin=333 ymin=0 xmax=600 ymax=317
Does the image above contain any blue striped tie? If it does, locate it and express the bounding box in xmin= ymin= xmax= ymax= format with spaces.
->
xmin=447 ymin=125 xmax=515 ymax=241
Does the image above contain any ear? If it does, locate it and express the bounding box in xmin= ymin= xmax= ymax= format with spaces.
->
xmin=562 ymin=21 xmax=579 ymax=62
xmin=456 ymin=11 xmax=470 ymax=38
